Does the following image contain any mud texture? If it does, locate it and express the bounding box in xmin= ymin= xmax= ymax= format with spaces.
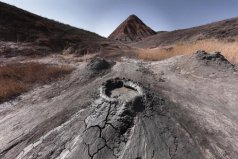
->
xmin=195 ymin=50 xmax=234 ymax=68
xmin=86 ymin=57 xmax=115 ymax=71
xmin=0 ymin=53 xmax=238 ymax=159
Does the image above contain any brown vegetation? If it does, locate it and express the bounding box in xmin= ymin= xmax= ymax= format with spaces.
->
xmin=0 ymin=62 xmax=73 ymax=102
xmin=137 ymin=39 xmax=238 ymax=64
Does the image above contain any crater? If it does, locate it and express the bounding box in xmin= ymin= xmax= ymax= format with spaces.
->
xmin=100 ymin=78 xmax=143 ymax=102
xmin=108 ymin=84 xmax=138 ymax=101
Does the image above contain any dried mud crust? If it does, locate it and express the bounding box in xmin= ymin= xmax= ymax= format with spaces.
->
xmin=81 ymin=78 xmax=147 ymax=158
xmin=2 ymin=57 xmax=238 ymax=159
xmin=79 ymin=77 xmax=204 ymax=159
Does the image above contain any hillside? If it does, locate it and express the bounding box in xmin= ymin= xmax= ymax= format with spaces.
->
xmin=133 ymin=17 xmax=238 ymax=63
xmin=0 ymin=2 xmax=105 ymax=56
xmin=108 ymin=14 xmax=156 ymax=43
xmin=133 ymin=17 xmax=238 ymax=48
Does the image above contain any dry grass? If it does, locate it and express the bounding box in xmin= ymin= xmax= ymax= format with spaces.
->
xmin=0 ymin=79 xmax=26 ymax=102
xmin=137 ymin=39 xmax=238 ymax=64
xmin=0 ymin=62 xmax=74 ymax=103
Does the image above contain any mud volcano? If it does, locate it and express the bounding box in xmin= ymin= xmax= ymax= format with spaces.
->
xmin=100 ymin=78 xmax=144 ymax=102
xmin=87 ymin=57 xmax=115 ymax=71
xmin=77 ymin=78 xmax=147 ymax=158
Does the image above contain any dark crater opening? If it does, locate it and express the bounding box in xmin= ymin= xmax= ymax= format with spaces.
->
xmin=99 ymin=78 xmax=146 ymax=136
xmin=101 ymin=78 xmax=143 ymax=102
xmin=105 ymin=79 xmax=139 ymax=101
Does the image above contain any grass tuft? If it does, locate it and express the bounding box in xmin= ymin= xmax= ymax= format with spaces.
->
xmin=0 ymin=62 xmax=73 ymax=103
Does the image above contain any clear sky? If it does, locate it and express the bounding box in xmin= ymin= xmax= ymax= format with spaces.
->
xmin=1 ymin=0 xmax=238 ymax=37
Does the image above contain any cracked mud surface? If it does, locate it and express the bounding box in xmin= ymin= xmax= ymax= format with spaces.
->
xmin=0 ymin=54 xmax=238 ymax=159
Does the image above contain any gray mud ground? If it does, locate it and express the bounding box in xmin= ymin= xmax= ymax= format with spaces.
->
xmin=0 ymin=52 xmax=238 ymax=159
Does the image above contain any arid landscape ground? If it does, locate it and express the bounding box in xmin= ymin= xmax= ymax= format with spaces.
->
xmin=1 ymin=1 xmax=238 ymax=159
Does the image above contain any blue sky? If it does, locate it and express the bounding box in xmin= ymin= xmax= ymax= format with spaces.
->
xmin=1 ymin=0 xmax=238 ymax=37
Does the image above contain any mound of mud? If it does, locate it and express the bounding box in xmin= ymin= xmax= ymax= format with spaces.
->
xmin=175 ymin=50 xmax=236 ymax=77
xmin=195 ymin=50 xmax=234 ymax=68
xmin=81 ymin=78 xmax=147 ymax=158
xmin=76 ymin=78 xmax=204 ymax=159
xmin=87 ymin=57 xmax=115 ymax=71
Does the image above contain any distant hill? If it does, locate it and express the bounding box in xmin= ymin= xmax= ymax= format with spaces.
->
xmin=0 ymin=1 xmax=105 ymax=56
xmin=133 ymin=17 xmax=238 ymax=48
xmin=108 ymin=14 xmax=156 ymax=43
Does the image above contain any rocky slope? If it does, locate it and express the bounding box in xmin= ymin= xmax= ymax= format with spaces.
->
xmin=0 ymin=2 xmax=105 ymax=56
xmin=0 ymin=52 xmax=238 ymax=159
xmin=108 ymin=14 xmax=156 ymax=43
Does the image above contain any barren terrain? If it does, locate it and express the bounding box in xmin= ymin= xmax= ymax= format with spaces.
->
xmin=0 ymin=52 xmax=238 ymax=159
xmin=1 ymin=2 xmax=238 ymax=159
